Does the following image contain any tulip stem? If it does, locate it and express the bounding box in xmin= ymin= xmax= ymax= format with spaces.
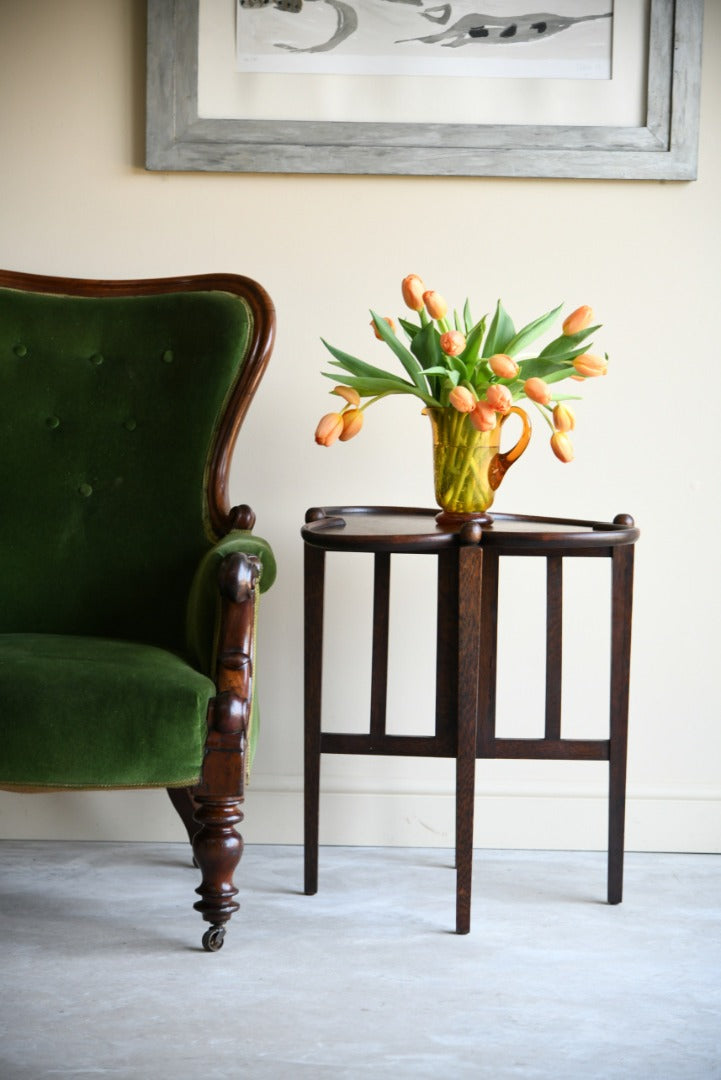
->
xmin=533 ymin=401 xmax=556 ymax=432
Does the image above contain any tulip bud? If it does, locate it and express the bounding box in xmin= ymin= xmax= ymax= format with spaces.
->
xmin=563 ymin=305 xmax=594 ymax=336
xmin=523 ymin=377 xmax=552 ymax=405
xmin=469 ymin=401 xmax=497 ymax=432
xmin=315 ymin=412 xmax=344 ymax=447
xmin=488 ymin=353 xmax=519 ymax=379
xmin=484 ymin=384 xmax=513 ymax=415
xmin=552 ymin=403 xmax=576 ymax=432
xmin=440 ymin=330 xmax=466 ymax=357
xmin=550 ymin=431 xmax=574 ymax=462
xmin=573 ymin=353 xmax=607 ymax=378
xmin=332 ymin=385 xmax=361 ymax=406
xmin=371 ymin=316 xmax=396 ymax=340
xmin=448 ymin=385 xmax=475 ymax=413
xmin=423 ymin=290 xmax=448 ymax=321
xmin=339 ymin=408 xmax=364 ymax=442
xmin=401 ymin=274 xmax=425 ymax=312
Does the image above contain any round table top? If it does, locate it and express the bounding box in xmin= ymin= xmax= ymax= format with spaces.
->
xmin=301 ymin=506 xmax=639 ymax=554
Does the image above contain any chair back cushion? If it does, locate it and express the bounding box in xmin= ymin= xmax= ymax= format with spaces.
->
xmin=0 ymin=282 xmax=262 ymax=650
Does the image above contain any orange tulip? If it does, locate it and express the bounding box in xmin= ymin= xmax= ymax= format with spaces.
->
xmin=423 ymin=290 xmax=448 ymax=321
xmin=440 ymin=330 xmax=466 ymax=357
xmin=563 ymin=305 xmax=593 ymax=336
xmin=484 ymin=384 xmax=513 ymax=415
xmin=339 ymin=408 xmax=364 ymax=442
xmin=488 ymin=353 xmax=519 ymax=379
xmin=371 ymin=316 xmax=396 ymax=340
xmin=469 ymin=401 xmax=497 ymax=432
xmin=573 ymin=353 xmax=607 ymax=378
xmin=401 ymin=274 xmax=425 ymax=311
xmin=332 ymin=385 xmax=361 ymax=406
xmin=550 ymin=431 xmax=574 ymax=462
xmin=315 ymin=412 xmax=344 ymax=447
xmin=523 ymin=377 xmax=552 ymax=405
xmin=552 ymin=403 xmax=576 ymax=432
xmin=448 ymin=386 xmax=475 ymax=413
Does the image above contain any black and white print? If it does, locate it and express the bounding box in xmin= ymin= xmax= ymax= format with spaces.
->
xmin=236 ymin=1 xmax=614 ymax=79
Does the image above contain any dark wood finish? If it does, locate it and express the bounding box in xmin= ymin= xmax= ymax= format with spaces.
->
xmin=608 ymin=542 xmax=635 ymax=904
xmin=303 ymin=543 xmax=326 ymax=896
xmin=370 ymin=554 xmax=391 ymax=741
xmin=476 ymin=551 xmax=499 ymax=759
xmin=545 ymin=557 xmax=563 ymax=741
xmin=167 ymin=786 xmax=201 ymax=847
xmin=190 ymin=549 xmax=262 ymax=948
xmin=1 ymin=270 xmax=275 ymax=950
xmin=435 ymin=550 xmax=460 ymax=747
xmin=302 ymin=505 xmax=639 ymax=553
xmin=192 ymin=797 xmax=244 ymax=952
xmin=455 ymin=540 xmax=484 ymax=934
xmin=302 ymin=506 xmax=638 ymax=933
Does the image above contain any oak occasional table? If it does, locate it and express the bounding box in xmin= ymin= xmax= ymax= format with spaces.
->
xmin=302 ymin=506 xmax=639 ymax=934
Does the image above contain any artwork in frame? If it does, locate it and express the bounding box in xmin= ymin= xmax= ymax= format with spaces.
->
xmin=146 ymin=0 xmax=703 ymax=179
xmin=235 ymin=2 xmax=614 ymax=80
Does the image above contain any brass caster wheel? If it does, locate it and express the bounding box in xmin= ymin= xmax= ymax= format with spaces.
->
xmin=202 ymin=925 xmax=226 ymax=952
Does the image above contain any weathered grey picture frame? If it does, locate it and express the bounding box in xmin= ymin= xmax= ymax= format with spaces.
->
xmin=146 ymin=0 xmax=703 ymax=180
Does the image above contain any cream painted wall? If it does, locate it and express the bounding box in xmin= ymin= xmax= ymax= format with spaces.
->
xmin=1 ymin=0 xmax=719 ymax=852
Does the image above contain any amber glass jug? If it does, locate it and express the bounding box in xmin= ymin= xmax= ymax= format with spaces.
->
xmin=427 ymin=405 xmax=531 ymax=523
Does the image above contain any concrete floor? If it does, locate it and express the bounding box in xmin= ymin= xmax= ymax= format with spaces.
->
xmin=0 ymin=843 xmax=719 ymax=1080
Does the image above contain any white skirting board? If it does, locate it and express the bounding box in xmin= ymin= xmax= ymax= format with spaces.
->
xmin=1 ymin=779 xmax=719 ymax=853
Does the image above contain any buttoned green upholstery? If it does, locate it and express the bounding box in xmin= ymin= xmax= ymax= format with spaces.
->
xmin=0 ymin=275 xmax=275 ymax=792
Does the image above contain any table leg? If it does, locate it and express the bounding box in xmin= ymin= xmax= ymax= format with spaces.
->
xmin=304 ymin=544 xmax=326 ymax=896
xmin=608 ymin=543 xmax=635 ymax=904
xmin=476 ymin=551 xmax=499 ymax=758
xmin=370 ymin=552 xmax=391 ymax=741
xmin=455 ymin=542 xmax=483 ymax=934
xmin=545 ymin=556 xmax=563 ymax=741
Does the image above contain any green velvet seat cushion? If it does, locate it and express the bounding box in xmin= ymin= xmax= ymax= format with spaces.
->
xmin=0 ymin=634 xmax=215 ymax=790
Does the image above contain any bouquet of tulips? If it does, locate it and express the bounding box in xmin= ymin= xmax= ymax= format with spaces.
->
xmin=315 ymin=273 xmax=607 ymax=462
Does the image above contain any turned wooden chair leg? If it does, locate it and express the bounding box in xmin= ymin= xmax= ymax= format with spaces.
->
xmin=167 ymin=786 xmax=201 ymax=848
xmin=192 ymin=795 xmax=244 ymax=952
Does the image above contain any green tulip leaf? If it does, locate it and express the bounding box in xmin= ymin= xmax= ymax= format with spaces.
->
xmin=539 ymin=325 xmax=601 ymax=359
xmin=463 ymin=298 xmax=474 ymax=335
xmin=370 ymin=310 xmax=428 ymax=393
xmin=322 ymin=344 xmax=412 ymax=384
xmin=482 ymin=301 xmax=516 ymax=358
xmin=398 ymin=317 xmax=421 ymax=342
xmin=503 ymin=303 xmax=564 ymax=358
xmin=410 ymin=321 xmax=442 ymax=368
xmin=410 ymin=320 xmax=446 ymax=398
xmin=322 ymin=371 xmax=437 ymax=405
xmin=323 ymin=368 xmax=414 ymax=390
xmin=461 ymin=316 xmax=487 ymax=369
xmin=539 ymin=367 xmax=579 ymax=387
xmin=517 ymin=357 xmax=575 ymax=380
xmin=419 ymin=365 xmax=454 ymax=376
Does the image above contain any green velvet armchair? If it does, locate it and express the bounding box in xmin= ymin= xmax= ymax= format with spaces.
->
xmin=0 ymin=269 xmax=276 ymax=951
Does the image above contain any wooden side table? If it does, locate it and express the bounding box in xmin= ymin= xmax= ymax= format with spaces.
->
xmin=302 ymin=506 xmax=639 ymax=934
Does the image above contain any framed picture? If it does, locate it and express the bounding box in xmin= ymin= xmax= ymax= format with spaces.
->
xmin=146 ymin=0 xmax=703 ymax=179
